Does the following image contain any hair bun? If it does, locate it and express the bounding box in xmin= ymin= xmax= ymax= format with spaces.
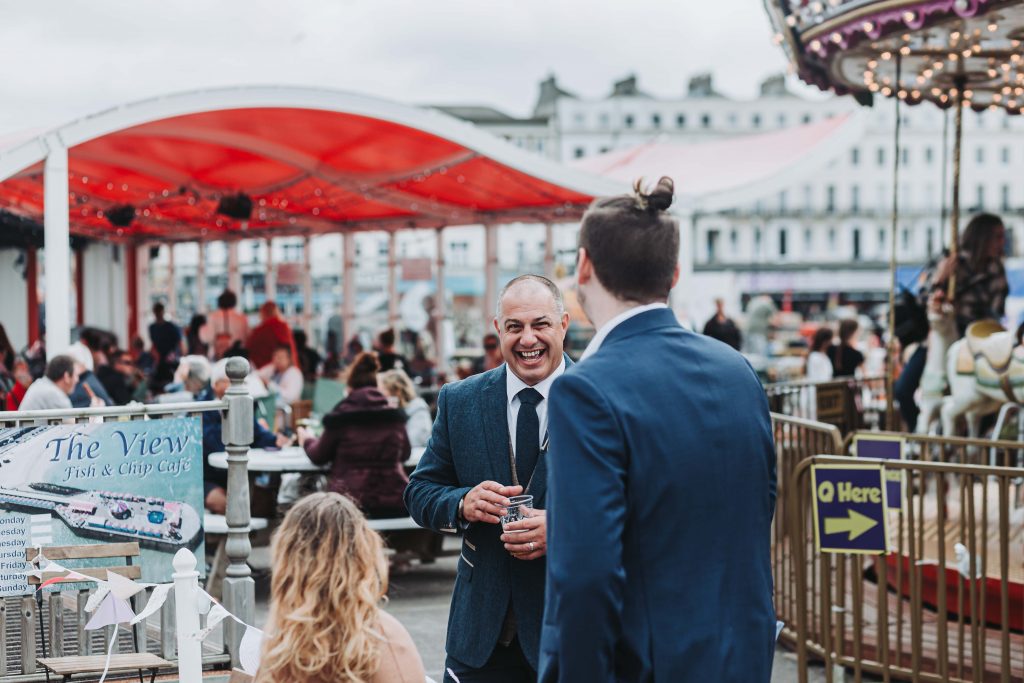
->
xmin=632 ymin=176 xmax=674 ymax=212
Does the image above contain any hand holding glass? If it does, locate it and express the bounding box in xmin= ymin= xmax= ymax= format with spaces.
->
xmin=500 ymin=495 xmax=534 ymax=532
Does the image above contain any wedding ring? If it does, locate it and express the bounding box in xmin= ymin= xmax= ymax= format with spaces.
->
xmin=529 ymin=542 xmax=535 ymax=551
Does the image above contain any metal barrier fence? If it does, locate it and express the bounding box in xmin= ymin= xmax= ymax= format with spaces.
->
xmin=0 ymin=357 xmax=255 ymax=680
xmin=783 ymin=430 xmax=1024 ymax=683
xmin=771 ymin=414 xmax=844 ymax=653
xmin=766 ymin=375 xmax=888 ymax=434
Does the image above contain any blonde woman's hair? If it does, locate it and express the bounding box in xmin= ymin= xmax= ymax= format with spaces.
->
xmin=378 ymin=369 xmax=417 ymax=407
xmin=256 ymin=492 xmax=389 ymax=683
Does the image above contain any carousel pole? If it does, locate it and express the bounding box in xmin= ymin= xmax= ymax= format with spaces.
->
xmin=886 ymin=55 xmax=904 ymax=428
xmin=948 ymin=75 xmax=966 ymax=301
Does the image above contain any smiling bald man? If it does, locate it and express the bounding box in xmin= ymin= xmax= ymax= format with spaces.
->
xmin=405 ymin=274 xmax=572 ymax=683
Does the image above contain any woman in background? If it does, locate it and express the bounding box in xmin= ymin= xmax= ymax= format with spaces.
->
xmin=806 ymin=327 xmax=835 ymax=382
xmin=378 ymin=369 xmax=432 ymax=449
xmin=298 ymin=352 xmax=411 ymax=518
xmin=256 ymin=492 xmax=426 ymax=683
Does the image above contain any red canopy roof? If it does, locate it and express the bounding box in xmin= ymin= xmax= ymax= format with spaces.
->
xmin=0 ymin=87 xmax=620 ymax=242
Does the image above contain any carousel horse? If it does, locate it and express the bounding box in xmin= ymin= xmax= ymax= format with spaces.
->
xmin=916 ymin=305 xmax=960 ymax=435
xmin=941 ymin=319 xmax=1024 ymax=438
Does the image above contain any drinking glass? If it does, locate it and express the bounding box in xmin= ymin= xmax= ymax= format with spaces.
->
xmin=501 ymin=495 xmax=534 ymax=532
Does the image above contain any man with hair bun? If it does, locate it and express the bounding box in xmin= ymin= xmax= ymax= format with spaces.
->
xmin=540 ymin=177 xmax=777 ymax=682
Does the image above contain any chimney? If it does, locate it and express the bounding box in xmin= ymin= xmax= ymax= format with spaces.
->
xmin=760 ymin=74 xmax=790 ymax=97
xmin=687 ymin=73 xmax=715 ymax=98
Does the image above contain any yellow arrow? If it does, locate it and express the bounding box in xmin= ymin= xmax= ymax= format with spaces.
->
xmin=824 ymin=509 xmax=878 ymax=541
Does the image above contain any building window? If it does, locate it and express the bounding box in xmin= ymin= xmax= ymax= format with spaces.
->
xmin=573 ymin=147 xmax=585 ymax=159
xmin=804 ymin=228 xmax=813 ymax=252
xmin=977 ymin=146 xmax=985 ymax=164
xmin=802 ymin=113 xmax=812 ymax=124
xmin=850 ymin=147 xmax=860 ymax=166
xmin=701 ymin=114 xmax=711 ymax=128
xmin=599 ymin=113 xmax=610 ymax=129
xmin=729 ymin=230 xmax=738 ymax=253
xmin=901 ymin=147 xmax=909 ymax=165
xmin=778 ymin=113 xmax=786 ymax=127
xmin=901 ymin=228 xmax=910 ymax=252
xmin=651 ymin=113 xmax=661 ymax=129
xmin=878 ymin=227 xmax=886 ymax=253
xmin=877 ymin=147 xmax=885 ymax=166
xmin=851 ymin=185 xmax=860 ymax=213
xmin=852 ymin=228 xmax=861 ymax=261
xmin=676 ymin=113 xmax=686 ymax=128
xmin=624 ymin=114 xmax=634 ymax=128
xmin=706 ymin=230 xmax=720 ymax=263
xmin=779 ymin=229 xmax=788 ymax=257
xmin=828 ymin=228 xmax=837 ymax=251
xmin=977 ymin=184 xmax=985 ymax=209
xmin=752 ymin=114 xmax=761 ymax=128
xmin=754 ymin=228 xmax=763 ymax=256
xmin=1002 ymin=184 xmax=1011 ymax=211
xmin=803 ymin=185 xmax=813 ymax=212
xmin=926 ymin=226 xmax=935 ymax=256
xmin=778 ymin=190 xmax=787 ymax=213
xmin=925 ymin=147 xmax=934 ymax=164
xmin=826 ymin=185 xmax=836 ymax=213
xmin=728 ymin=113 xmax=738 ymax=127
xmin=573 ymin=113 xmax=585 ymax=127
xmin=1002 ymin=146 xmax=1010 ymax=164
xmin=599 ymin=146 xmax=610 ymax=154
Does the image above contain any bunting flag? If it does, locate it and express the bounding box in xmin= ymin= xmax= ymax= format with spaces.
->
xmin=85 ymin=596 xmax=136 ymax=631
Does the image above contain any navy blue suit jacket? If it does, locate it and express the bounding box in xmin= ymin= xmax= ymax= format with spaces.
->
xmin=539 ymin=308 xmax=776 ymax=682
xmin=404 ymin=358 xmax=571 ymax=670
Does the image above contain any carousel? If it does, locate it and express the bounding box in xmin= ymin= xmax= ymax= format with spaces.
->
xmin=766 ymin=0 xmax=1024 ymax=678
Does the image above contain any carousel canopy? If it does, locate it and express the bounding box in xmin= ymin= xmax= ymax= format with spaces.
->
xmin=767 ymin=0 xmax=1024 ymax=113
xmin=0 ymin=87 xmax=620 ymax=244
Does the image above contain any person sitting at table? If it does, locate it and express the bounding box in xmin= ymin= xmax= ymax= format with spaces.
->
xmin=378 ymin=369 xmax=432 ymax=449
xmin=254 ymin=492 xmax=426 ymax=683
xmin=297 ymin=352 xmax=411 ymax=518
xmin=200 ymin=358 xmax=290 ymax=514
xmin=258 ymin=343 xmax=304 ymax=405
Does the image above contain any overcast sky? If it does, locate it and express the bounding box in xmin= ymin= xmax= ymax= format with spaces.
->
xmin=0 ymin=0 xmax=816 ymax=135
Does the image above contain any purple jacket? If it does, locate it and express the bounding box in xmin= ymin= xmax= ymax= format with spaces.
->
xmin=304 ymin=386 xmax=411 ymax=513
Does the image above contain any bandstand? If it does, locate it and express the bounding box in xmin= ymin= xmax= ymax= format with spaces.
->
xmin=0 ymin=86 xmax=621 ymax=368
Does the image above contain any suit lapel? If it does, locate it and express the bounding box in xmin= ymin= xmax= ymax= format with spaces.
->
xmin=481 ymin=366 xmax=513 ymax=485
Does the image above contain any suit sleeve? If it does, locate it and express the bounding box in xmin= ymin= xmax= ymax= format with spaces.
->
xmin=541 ymin=371 xmax=627 ymax=683
xmin=403 ymin=384 xmax=471 ymax=533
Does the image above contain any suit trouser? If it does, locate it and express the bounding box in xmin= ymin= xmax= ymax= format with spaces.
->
xmin=443 ymin=637 xmax=535 ymax=683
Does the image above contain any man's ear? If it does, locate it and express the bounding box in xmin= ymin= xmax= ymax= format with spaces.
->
xmin=671 ymin=262 xmax=680 ymax=289
xmin=493 ymin=317 xmax=500 ymax=335
xmin=577 ymin=248 xmax=592 ymax=285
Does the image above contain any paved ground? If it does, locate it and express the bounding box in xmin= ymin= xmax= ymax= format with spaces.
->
xmin=251 ymin=538 xmax=837 ymax=682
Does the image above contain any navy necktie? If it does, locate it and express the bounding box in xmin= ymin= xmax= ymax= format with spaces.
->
xmin=515 ymin=387 xmax=543 ymax=486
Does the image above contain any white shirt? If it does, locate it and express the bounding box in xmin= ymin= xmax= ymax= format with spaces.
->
xmin=580 ymin=303 xmax=669 ymax=361
xmin=258 ymin=364 xmax=304 ymax=404
xmin=19 ymin=377 xmax=72 ymax=411
xmin=805 ymin=351 xmax=834 ymax=382
xmin=505 ymin=357 xmax=566 ymax=457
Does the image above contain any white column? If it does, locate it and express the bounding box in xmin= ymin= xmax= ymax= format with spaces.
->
xmin=264 ymin=238 xmax=276 ymax=304
xmin=227 ymin=241 xmax=241 ymax=294
xmin=388 ymin=231 xmax=400 ymax=330
xmin=671 ymin=209 xmax=696 ymax=325
xmin=544 ymin=223 xmax=555 ymax=278
xmin=434 ymin=228 xmax=446 ymax=373
xmin=43 ymin=136 xmax=70 ymax=358
xmin=166 ymin=244 xmax=177 ymax=320
xmin=484 ymin=224 xmax=498 ymax=319
xmin=196 ymin=242 xmax=206 ymax=313
xmin=302 ymin=237 xmax=313 ymax=337
xmin=342 ymin=233 xmax=356 ymax=344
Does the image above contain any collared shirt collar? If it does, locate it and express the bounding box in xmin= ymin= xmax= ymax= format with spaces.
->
xmin=581 ymin=302 xmax=669 ymax=361
xmin=505 ymin=356 xmax=566 ymax=405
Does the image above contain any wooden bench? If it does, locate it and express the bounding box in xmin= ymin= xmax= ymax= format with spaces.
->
xmin=25 ymin=542 xmax=174 ymax=682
